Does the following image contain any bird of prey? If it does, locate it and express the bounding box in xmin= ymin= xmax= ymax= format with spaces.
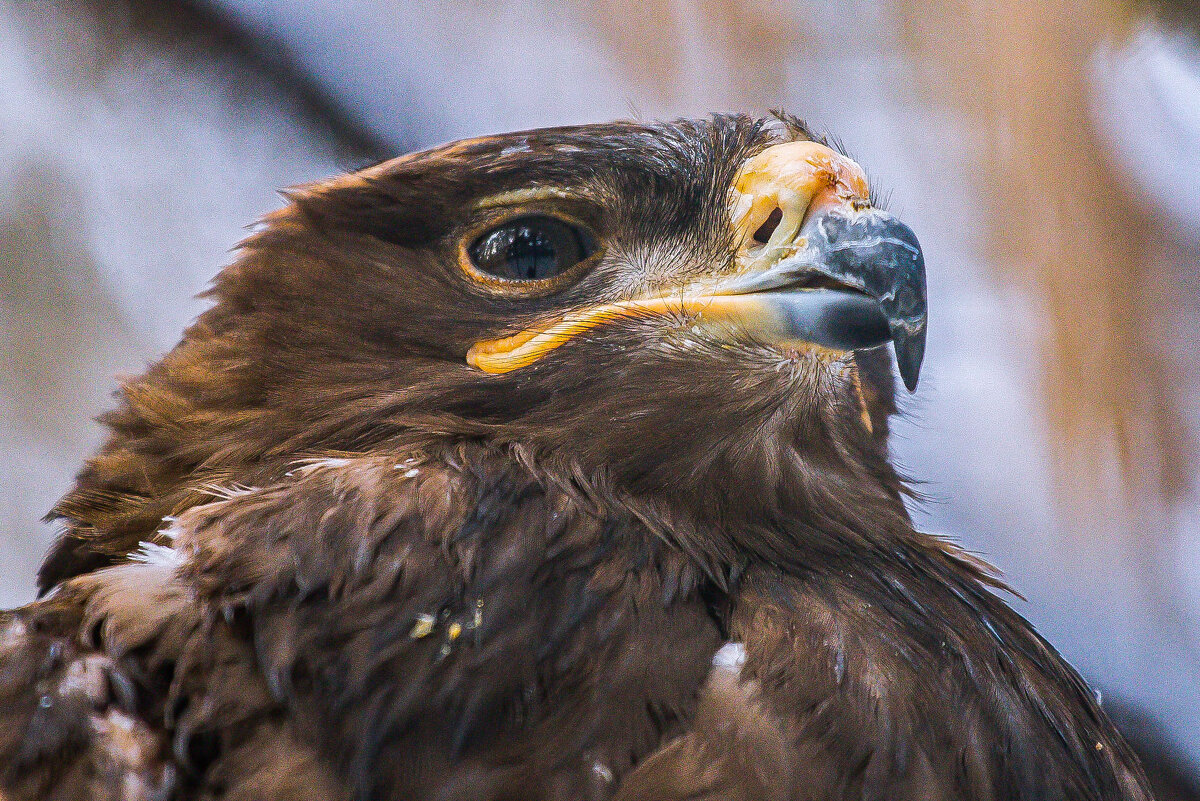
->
xmin=0 ymin=115 xmax=1154 ymax=801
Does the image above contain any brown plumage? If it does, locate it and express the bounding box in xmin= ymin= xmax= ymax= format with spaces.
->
xmin=1 ymin=115 xmax=1154 ymax=800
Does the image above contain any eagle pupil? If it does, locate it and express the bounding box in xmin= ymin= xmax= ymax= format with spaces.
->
xmin=469 ymin=215 xmax=591 ymax=282
xmin=508 ymin=226 xmax=557 ymax=280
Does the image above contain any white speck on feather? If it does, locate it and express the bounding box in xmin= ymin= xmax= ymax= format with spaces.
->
xmin=500 ymin=140 xmax=531 ymax=155
xmin=592 ymin=761 xmax=614 ymax=783
xmin=130 ymin=542 xmax=184 ymax=569
xmin=712 ymin=641 xmax=746 ymax=674
xmin=156 ymin=523 xmax=183 ymax=543
xmin=199 ymin=482 xmax=260 ymax=500
xmin=290 ymin=457 xmax=352 ymax=476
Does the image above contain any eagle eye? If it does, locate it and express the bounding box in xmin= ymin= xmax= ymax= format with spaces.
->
xmin=467 ymin=215 xmax=596 ymax=283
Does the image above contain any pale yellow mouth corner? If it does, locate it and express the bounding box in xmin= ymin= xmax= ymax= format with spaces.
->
xmin=467 ymin=140 xmax=872 ymax=375
xmin=467 ymin=296 xmax=704 ymax=374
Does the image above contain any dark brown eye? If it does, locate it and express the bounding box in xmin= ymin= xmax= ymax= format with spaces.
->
xmin=468 ymin=215 xmax=596 ymax=282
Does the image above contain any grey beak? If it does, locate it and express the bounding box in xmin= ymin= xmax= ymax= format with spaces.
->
xmin=799 ymin=206 xmax=927 ymax=391
xmin=718 ymin=206 xmax=928 ymax=391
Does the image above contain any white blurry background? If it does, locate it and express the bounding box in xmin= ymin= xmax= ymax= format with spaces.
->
xmin=1 ymin=0 xmax=1198 ymax=788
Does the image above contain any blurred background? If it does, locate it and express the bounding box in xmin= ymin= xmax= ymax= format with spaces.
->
xmin=1 ymin=0 xmax=1197 ymax=793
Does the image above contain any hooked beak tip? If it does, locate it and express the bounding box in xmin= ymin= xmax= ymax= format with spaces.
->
xmin=893 ymin=328 xmax=926 ymax=392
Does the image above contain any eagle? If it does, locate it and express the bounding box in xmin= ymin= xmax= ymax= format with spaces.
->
xmin=0 ymin=115 xmax=1153 ymax=801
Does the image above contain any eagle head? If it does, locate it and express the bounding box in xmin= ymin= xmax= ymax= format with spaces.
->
xmin=45 ymin=114 xmax=927 ymax=585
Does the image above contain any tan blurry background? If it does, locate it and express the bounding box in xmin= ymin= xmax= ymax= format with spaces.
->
xmin=1 ymin=0 xmax=1198 ymax=788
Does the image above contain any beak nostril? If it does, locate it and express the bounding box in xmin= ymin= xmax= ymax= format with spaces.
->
xmin=752 ymin=207 xmax=783 ymax=244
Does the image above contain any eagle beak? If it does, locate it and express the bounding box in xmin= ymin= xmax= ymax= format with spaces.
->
xmin=467 ymin=140 xmax=927 ymax=391
xmin=711 ymin=203 xmax=927 ymax=392
xmin=712 ymin=141 xmax=928 ymax=391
